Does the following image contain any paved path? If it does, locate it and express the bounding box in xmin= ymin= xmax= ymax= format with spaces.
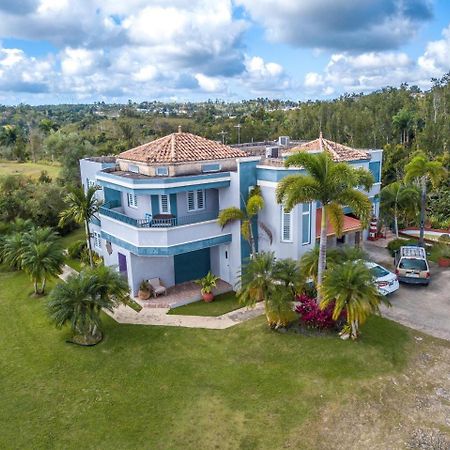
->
xmin=103 ymin=302 xmax=265 ymax=329
xmin=58 ymin=264 xmax=79 ymax=282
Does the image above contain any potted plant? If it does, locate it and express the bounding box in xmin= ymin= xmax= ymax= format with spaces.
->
xmin=195 ymin=272 xmax=219 ymax=302
xmin=138 ymin=280 xmax=151 ymax=300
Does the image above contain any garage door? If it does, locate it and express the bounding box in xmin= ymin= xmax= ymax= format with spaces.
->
xmin=174 ymin=248 xmax=211 ymax=284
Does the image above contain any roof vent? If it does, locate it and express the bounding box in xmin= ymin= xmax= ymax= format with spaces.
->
xmin=178 ymin=125 xmax=182 ymax=133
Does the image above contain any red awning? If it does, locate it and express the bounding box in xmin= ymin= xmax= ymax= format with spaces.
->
xmin=315 ymin=208 xmax=361 ymax=239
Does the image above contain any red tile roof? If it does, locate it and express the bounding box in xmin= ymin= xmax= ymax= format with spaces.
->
xmin=315 ymin=208 xmax=361 ymax=238
xmin=285 ymin=133 xmax=370 ymax=162
xmin=118 ymin=130 xmax=248 ymax=163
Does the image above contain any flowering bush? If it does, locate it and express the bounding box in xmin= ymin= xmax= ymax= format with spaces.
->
xmin=295 ymin=294 xmax=339 ymax=330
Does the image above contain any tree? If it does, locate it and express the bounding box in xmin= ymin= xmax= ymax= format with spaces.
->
xmin=320 ymin=260 xmax=386 ymax=340
xmin=47 ymin=266 xmax=129 ymax=345
xmin=380 ymin=182 xmax=420 ymax=237
xmin=59 ymin=186 xmax=101 ymax=267
xmin=218 ymin=186 xmax=270 ymax=258
xmin=237 ymin=252 xmax=295 ymax=329
xmin=0 ymin=233 xmax=24 ymax=269
xmin=21 ymin=227 xmax=64 ymax=295
xmin=276 ymin=151 xmax=373 ymax=301
xmin=405 ymin=152 xmax=447 ymax=246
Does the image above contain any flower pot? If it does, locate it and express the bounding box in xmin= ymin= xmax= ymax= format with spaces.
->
xmin=202 ymin=292 xmax=214 ymax=302
xmin=138 ymin=289 xmax=151 ymax=300
xmin=438 ymin=257 xmax=450 ymax=268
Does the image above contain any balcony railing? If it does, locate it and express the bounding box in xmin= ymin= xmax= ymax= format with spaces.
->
xmin=99 ymin=201 xmax=219 ymax=228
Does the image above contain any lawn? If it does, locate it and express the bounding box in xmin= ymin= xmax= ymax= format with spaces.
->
xmin=0 ymin=160 xmax=61 ymax=179
xmin=0 ymin=266 xmax=448 ymax=449
xmin=59 ymin=228 xmax=86 ymax=272
xmin=168 ymin=291 xmax=241 ymax=316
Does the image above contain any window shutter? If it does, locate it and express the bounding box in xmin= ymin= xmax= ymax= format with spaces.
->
xmin=160 ymin=194 xmax=169 ymax=213
xmin=281 ymin=207 xmax=292 ymax=242
xmin=197 ymin=190 xmax=204 ymax=210
xmin=187 ymin=191 xmax=195 ymax=211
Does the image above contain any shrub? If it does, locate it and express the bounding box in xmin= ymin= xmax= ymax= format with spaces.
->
xmin=67 ymin=239 xmax=87 ymax=259
xmin=387 ymin=238 xmax=418 ymax=256
xmin=295 ymin=294 xmax=339 ymax=330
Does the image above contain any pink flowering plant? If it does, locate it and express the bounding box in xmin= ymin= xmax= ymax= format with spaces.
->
xmin=295 ymin=294 xmax=342 ymax=330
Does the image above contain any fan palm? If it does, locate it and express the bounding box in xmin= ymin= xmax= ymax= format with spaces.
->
xmin=59 ymin=185 xmax=101 ymax=267
xmin=0 ymin=233 xmax=24 ymax=269
xmin=276 ymin=151 xmax=374 ymax=300
xmin=21 ymin=227 xmax=64 ymax=295
xmin=404 ymin=152 xmax=447 ymax=246
xmin=218 ymin=186 xmax=270 ymax=258
xmin=320 ymin=260 xmax=386 ymax=340
xmin=48 ymin=266 xmax=129 ymax=345
xmin=380 ymin=181 xmax=420 ymax=237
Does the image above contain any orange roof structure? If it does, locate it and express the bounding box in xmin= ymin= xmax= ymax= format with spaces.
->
xmin=315 ymin=208 xmax=361 ymax=238
xmin=285 ymin=132 xmax=370 ymax=162
xmin=118 ymin=128 xmax=247 ymax=164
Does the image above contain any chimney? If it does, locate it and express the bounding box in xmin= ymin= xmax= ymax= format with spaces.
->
xmin=178 ymin=125 xmax=182 ymax=133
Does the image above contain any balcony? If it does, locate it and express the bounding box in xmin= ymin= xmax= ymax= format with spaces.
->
xmin=99 ymin=201 xmax=219 ymax=228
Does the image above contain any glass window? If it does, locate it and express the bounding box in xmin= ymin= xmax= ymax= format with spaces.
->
xmin=187 ymin=190 xmax=205 ymax=212
xmin=160 ymin=194 xmax=170 ymax=213
xmin=281 ymin=206 xmax=292 ymax=242
xmin=128 ymin=164 xmax=139 ymax=173
xmin=156 ymin=167 xmax=169 ymax=176
xmin=369 ymin=161 xmax=381 ymax=183
xmin=301 ymin=203 xmax=311 ymax=245
xmin=202 ymin=163 xmax=221 ymax=173
xmin=93 ymin=232 xmax=101 ymax=249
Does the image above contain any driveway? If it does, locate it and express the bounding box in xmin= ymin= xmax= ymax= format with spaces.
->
xmin=365 ymin=241 xmax=450 ymax=341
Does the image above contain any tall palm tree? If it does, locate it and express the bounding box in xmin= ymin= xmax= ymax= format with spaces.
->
xmin=320 ymin=260 xmax=386 ymax=340
xmin=47 ymin=266 xmax=129 ymax=345
xmin=276 ymin=151 xmax=373 ymax=300
xmin=21 ymin=227 xmax=64 ymax=295
xmin=380 ymin=182 xmax=420 ymax=238
xmin=218 ymin=186 xmax=270 ymax=258
xmin=404 ymin=152 xmax=447 ymax=246
xmin=59 ymin=185 xmax=101 ymax=267
xmin=238 ymin=252 xmax=294 ymax=329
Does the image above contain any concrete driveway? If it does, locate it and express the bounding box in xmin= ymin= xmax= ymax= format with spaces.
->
xmin=365 ymin=241 xmax=450 ymax=341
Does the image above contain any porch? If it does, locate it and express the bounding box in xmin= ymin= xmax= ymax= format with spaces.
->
xmin=135 ymin=278 xmax=233 ymax=309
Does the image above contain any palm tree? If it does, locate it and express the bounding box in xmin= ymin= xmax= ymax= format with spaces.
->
xmin=238 ymin=252 xmax=294 ymax=329
xmin=380 ymin=182 xmax=420 ymax=238
xmin=59 ymin=185 xmax=101 ymax=267
xmin=21 ymin=227 xmax=64 ymax=295
xmin=47 ymin=266 xmax=129 ymax=345
xmin=405 ymin=152 xmax=447 ymax=246
xmin=320 ymin=260 xmax=386 ymax=340
xmin=0 ymin=233 xmax=24 ymax=269
xmin=218 ymin=186 xmax=270 ymax=258
xmin=272 ymin=258 xmax=301 ymax=296
xmin=276 ymin=151 xmax=373 ymax=300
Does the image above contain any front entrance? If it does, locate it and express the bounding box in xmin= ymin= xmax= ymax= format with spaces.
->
xmin=174 ymin=248 xmax=211 ymax=284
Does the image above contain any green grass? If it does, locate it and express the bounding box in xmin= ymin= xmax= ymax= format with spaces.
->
xmin=59 ymin=227 xmax=85 ymax=249
xmin=168 ymin=291 xmax=241 ymax=316
xmin=0 ymin=266 xmax=421 ymax=449
xmin=0 ymin=160 xmax=61 ymax=179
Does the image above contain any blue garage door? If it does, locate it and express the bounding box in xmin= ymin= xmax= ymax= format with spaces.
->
xmin=174 ymin=248 xmax=211 ymax=284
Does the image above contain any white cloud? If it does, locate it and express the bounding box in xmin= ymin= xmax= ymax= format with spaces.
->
xmin=242 ymin=56 xmax=290 ymax=93
xmin=195 ymin=73 xmax=224 ymax=92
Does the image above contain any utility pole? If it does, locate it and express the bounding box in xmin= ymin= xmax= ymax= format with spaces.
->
xmin=218 ymin=130 xmax=228 ymax=144
xmin=234 ymin=124 xmax=242 ymax=144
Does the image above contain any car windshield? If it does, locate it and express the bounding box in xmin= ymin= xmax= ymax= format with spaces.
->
xmin=370 ymin=265 xmax=390 ymax=278
xmin=399 ymin=258 xmax=428 ymax=271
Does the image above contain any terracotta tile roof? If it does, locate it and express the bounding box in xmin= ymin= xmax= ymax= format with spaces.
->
xmin=118 ymin=130 xmax=248 ymax=163
xmin=285 ymin=133 xmax=370 ymax=162
xmin=315 ymin=208 xmax=361 ymax=238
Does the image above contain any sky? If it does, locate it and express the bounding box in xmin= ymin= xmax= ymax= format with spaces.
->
xmin=0 ymin=0 xmax=449 ymax=105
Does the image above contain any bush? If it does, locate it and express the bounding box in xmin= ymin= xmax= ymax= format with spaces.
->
xmin=67 ymin=239 xmax=87 ymax=259
xmin=387 ymin=238 xmax=418 ymax=256
xmin=295 ymin=294 xmax=339 ymax=330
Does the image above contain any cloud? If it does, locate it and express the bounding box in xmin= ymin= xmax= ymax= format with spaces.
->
xmin=237 ymin=0 xmax=433 ymax=51
xmin=241 ymin=56 xmax=290 ymax=93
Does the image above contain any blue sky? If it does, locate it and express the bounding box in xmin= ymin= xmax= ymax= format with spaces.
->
xmin=0 ymin=0 xmax=449 ymax=104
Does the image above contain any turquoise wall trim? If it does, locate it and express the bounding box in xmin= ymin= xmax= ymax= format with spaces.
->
xmin=100 ymin=231 xmax=232 ymax=256
xmin=369 ymin=161 xmax=381 ymax=182
xmin=174 ymin=248 xmax=210 ymax=283
xmin=90 ymin=216 xmax=101 ymax=226
xmin=97 ymin=179 xmax=230 ymax=195
xmin=151 ymin=195 xmax=159 ymax=215
xmin=169 ymin=194 xmax=177 ymax=216
xmin=257 ymin=167 xmax=305 ymax=182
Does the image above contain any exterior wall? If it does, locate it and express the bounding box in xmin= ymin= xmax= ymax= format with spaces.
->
xmin=129 ymin=254 xmax=175 ymax=294
xmin=80 ymin=158 xmax=115 ymax=203
xmin=176 ymin=188 xmax=219 ymax=217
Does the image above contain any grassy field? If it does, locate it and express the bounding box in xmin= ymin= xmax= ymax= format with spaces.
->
xmin=168 ymin=291 xmax=241 ymax=316
xmin=1 ymin=266 xmax=449 ymax=449
xmin=59 ymin=228 xmax=86 ymax=272
xmin=0 ymin=160 xmax=61 ymax=179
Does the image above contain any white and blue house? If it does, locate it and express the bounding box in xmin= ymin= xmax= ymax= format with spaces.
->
xmin=80 ymin=130 xmax=382 ymax=296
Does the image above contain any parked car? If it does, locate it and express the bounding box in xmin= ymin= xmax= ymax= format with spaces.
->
xmin=365 ymin=262 xmax=399 ymax=295
xmin=394 ymin=246 xmax=430 ymax=285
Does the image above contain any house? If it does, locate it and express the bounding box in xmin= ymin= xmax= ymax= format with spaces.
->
xmin=80 ymin=129 xmax=382 ymax=296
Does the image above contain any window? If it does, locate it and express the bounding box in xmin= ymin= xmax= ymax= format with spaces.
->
xmin=369 ymin=161 xmax=381 ymax=183
xmin=87 ymin=178 xmax=96 ymax=189
xmin=159 ymin=194 xmax=170 ymax=214
xmin=301 ymin=203 xmax=311 ymax=245
xmin=187 ymin=190 xmax=205 ymax=212
xmin=127 ymin=193 xmax=138 ymax=208
xmin=156 ymin=166 xmax=169 ymax=176
xmin=93 ymin=231 xmax=101 ymax=249
xmin=281 ymin=206 xmax=292 ymax=242
xmin=202 ymin=163 xmax=221 ymax=173
xmin=129 ymin=164 xmax=140 ymax=174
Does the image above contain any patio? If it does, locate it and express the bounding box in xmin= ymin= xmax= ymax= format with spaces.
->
xmin=135 ymin=278 xmax=233 ymax=309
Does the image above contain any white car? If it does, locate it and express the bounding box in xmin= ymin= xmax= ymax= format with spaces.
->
xmin=365 ymin=262 xmax=399 ymax=296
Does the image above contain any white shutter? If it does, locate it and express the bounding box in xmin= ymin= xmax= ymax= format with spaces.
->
xmin=160 ymin=194 xmax=169 ymax=213
xmin=187 ymin=191 xmax=195 ymax=211
xmin=197 ymin=190 xmax=204 ymax=210
xmin=127 ymin=193 xmax=138 ymax=208
xmin=281 ymin=207 xmax=292 ymax=242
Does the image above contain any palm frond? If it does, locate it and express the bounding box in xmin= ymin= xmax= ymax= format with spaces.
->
xmin=326 ymin=202 xmax=345 ymax=237
xmin=217 ymin=207 xmax=245 ymax=228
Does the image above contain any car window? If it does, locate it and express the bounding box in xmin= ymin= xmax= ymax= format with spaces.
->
xmin=399 ymin=258 xmax=427 ymax=271
xmin=370 ymin=266 xmax=390 ymax=278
